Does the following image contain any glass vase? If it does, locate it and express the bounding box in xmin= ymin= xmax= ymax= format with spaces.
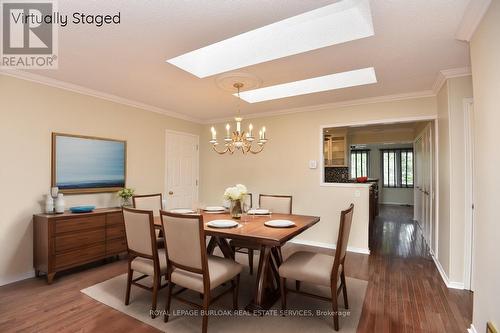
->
xmin=230 ymin=199 xmax=243 ymax=219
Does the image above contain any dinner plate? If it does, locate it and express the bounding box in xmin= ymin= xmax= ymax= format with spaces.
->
xmin=169 ymin=208 xmax=196 ymax=214
xmin=204 ymin=206 xmax=226 ymax=211
xmin=264 ymin=220 xmax=296 ymax=228
xmin=248 ymin=208 xmax=270 ymax=215
xmin=207 ymin=220 xmax=239 ymax=228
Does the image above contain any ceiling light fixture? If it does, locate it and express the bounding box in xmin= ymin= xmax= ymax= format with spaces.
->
xmin=209 ymin=83 xmax=268 ymax=155
xmin=167 ymin=0 xmax=374 ymax=78
xmin=237 ymin=67 xmax=377 ymax=103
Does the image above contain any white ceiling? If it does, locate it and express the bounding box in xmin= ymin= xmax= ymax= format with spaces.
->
xmin=24 ymin=0 xmax=471 ymax=122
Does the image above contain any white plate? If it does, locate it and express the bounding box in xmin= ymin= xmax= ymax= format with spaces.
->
xmin=204 ymin=206 xmax=226 ymax=212
xmin=248 ymin=208 xmax=270 ymax=215
xmin=264 ymin=220 xmax=296 ymax=228
xmin=207 ymin=220 xmax=239 ymax=228
xmin=170 ymin=208 xmax=196 ymax=214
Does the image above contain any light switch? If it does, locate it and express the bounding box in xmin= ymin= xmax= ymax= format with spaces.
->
xmin=309 ymin=160 xmax=317 ymax=169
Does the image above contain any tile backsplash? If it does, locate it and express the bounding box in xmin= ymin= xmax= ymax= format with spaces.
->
xmin=324 ymin=167 xmax=349 ymax=183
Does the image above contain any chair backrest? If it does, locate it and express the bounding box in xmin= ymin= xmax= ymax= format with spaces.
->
xmin=331 ymin=204 xmax=355 ymax=280
xmin=243 ymin=193 xmax=253 ymax=209
xmin=160 ymin=211 xmax=207 ymax=274
xmin=122 ymin=207 xmax=157 ymax=257
xmin=133 ymin=193 xmax=163 ymax=216
xmin=259 ymin=194 xmax=292 ymax=214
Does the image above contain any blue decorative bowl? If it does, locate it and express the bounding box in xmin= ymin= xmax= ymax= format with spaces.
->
xmin=69 ymin=205 xmax=96 ymax=213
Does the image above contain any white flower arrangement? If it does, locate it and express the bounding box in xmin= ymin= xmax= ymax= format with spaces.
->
xmin=223 ymin=184 xmax=248 ymax=201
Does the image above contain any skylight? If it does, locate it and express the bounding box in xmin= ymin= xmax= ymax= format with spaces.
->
xmin=237 ymin=67 xmax=377 ymax=103
xmin=167 ymin=0 xmax=374 ymax=78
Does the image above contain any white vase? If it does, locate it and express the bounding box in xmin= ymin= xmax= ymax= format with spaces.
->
xmin=45 ymin=194 xmax=54 ymax=214
xmin=55 ymin=193 xmax=65 ymax=213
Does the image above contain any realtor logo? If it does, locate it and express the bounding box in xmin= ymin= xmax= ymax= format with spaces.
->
xmin=1 ymin=0 xmax=58 ymax=68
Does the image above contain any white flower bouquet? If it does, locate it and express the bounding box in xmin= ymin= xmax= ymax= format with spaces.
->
xmin=223 ymin=184 xmax=248 ymax=201
xmin=223 ymin=184 xmax=247 ymax=219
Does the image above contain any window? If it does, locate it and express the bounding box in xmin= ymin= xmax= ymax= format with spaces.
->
xmin=350 ymin=150 xmax=370 ymax=178
xmin=382 ymin=148 xmax=413 ymax=188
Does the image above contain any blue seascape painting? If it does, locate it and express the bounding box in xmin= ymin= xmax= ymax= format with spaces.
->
xmin=55 ymin=135 xmax=125 ymax=190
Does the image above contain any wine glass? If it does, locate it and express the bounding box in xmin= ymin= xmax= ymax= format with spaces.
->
xmin=241 ymin=195 xmax=251 ymax=224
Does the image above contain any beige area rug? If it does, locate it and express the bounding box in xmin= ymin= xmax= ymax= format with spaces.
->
xmin=81 ymin=255 xmax=367 ymax=333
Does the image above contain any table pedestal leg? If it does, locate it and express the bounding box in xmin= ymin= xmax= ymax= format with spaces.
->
xmin=245 ymin=245 xmax=281 ymax=312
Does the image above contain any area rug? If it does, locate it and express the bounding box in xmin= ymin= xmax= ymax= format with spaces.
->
xmin=81 ymin=257 xmax=367 ymax=333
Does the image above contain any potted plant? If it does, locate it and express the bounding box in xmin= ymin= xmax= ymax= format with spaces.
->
xmin=117 ymin=188 xmax=135 ymax=207
xmin=223 ymin=184 xmax=248 ymax=219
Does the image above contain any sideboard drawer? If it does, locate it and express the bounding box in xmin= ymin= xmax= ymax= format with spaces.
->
xmin=106 ymin=212 xmax=124 ymax=226
xmin=55 ymin=229 xmax=105 ymax=253
xmin=55 ymin=244 xmax=105 ymax=270
xmin=55 ymin=216 xmax=105 ymax=235
xmin=107 ymin=238 xmax=127 ymax=255
xmin=106 ymin=224 xmax=126 ymax=240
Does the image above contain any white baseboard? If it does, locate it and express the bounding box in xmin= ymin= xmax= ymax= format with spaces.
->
xmin=289 ymin=239 xmax=370 ymax=255
xmin=0 ymin=270 xmax=35 ymax=286
xmin=431 ymin=254 xmax=465 ymax=290
xmin=467 ymin=324 xmax=478 ymax=333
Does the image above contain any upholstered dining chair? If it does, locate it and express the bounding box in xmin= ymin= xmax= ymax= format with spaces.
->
xmin=132 ymin=193 xmax=163 ymax=215
xmin=133 ymin=193 xmax=165 ymax=247
xmin=278 ymin=204 xmax=354 ymax=331
xmin=160 ymin=211 xmax=242 ymax=333
xmin=122 ymin=207 xmax=168 ymax=318
xmin=230 ymin=194 xmax=292 ymax=274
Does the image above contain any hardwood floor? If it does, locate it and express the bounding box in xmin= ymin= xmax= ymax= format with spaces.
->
xmin=0 ymin=205 xmax=471 ymax=332
xmin=357 ymin=205 xmax=473 ymax=333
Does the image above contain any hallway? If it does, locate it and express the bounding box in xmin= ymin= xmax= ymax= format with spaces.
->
xmin=357 ymin=205 xmax=473 ymax=332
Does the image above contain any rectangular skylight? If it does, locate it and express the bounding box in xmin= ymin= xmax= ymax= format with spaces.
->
xmin=237 ymin=67 xmax=377 ymax=103
xmin=167 ymin=0 xmax=374 ymax=78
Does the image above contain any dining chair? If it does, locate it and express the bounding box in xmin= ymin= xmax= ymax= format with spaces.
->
xmin=160 ymin=210 xmax=242 ymax=333
xmin=278 ymin=203 xmax=354 ymax=331
xmin=132 ymin=193 xmax=163 ymax=215
xmin=122 ymin=207 xmax=168 ymax=318
xmin=133 ymin=193 xmax=165 ymax=247
xmin=230 ymin=194 xmax=292 ymax=274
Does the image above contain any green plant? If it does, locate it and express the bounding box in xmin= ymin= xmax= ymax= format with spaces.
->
xmin=117 ymin=188 xmax=135 ymax=200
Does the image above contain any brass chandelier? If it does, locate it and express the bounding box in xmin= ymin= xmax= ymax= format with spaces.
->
xmin=209 ymin=83 xmax=268 ymax=155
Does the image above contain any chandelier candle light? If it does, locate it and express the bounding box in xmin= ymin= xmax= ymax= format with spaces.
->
xmin=209 ymin=83 xmax=268 ymax=154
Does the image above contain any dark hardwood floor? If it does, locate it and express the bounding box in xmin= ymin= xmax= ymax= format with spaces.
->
xmin=0 ymin=205 xmax=472 ymax=332
xmin=357 ymin=205 xmax=473 ymax=333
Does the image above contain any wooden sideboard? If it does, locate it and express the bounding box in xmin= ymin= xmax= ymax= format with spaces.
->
xmin=34 ymin=208 xmax=127 ymax=284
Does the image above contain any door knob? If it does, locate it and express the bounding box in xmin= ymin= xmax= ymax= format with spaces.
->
xmin=168 ymin=191 xmax=174 ymax=195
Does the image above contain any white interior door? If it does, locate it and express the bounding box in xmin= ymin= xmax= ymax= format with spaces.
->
xmin=464 ymin=99 xmax=475 ymax=290
xmin=414 ymin=124 xmax=434 ymax=253
xmin=165 ymin=131 xmax=199 ymax=209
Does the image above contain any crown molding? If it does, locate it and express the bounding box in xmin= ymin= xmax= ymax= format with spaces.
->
xmin=456 ymin=0 xmax=492 ymax=42
xmin=0 ymin=69 xmax=203 ymax=124
xmin=432 ymin=67 xmax=472 ymax=94
xmin=204 ymin=90 xmax=435 ymax=124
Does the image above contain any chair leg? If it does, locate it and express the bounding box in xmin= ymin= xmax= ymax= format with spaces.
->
xmin=295 ymin=280 xmax=301 ymax=291
xmin=151 ymin=273 xmax=160 ymax=318
xmin=202 ymin=292 xmax=210 ymax=333
xmin=164 ymin=282 xmax=175 ymax=322
xmin=280 ymin=277 xmax=287 ymax=314
xmin=232 ymin=274 xmax=240 ymax=310
xmin=125 ymin=265 xmax=132 ymax=306
xmin=248 ymin=249 xmax=254 ymax=275
xmin=231 ymin=246 xmax=236 ymax=260
xmin=341 ymin=271 xmax=349 ymax=309
xmin=331 ymin=284 xmax=339 ymax=331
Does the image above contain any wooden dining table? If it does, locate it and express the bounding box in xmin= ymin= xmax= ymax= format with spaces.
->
xmin=154 ymin=212 xmax=320 ymax=311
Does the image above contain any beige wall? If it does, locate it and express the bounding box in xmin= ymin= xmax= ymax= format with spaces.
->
xmin=200 ymin=97 xmax=437 ymax=252
xmin=470 ymin=1 xmax=500 ymax=331
xmin=0 ymin=75 xmax=201 ymax=285
xmin=436 ymin=75 xmax=473 ymax=284
xmin=437 ymin=81 xmax=451 ymax=277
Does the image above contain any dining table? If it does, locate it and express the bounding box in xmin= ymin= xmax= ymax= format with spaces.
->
xmin=154 ymin=212 xmax=320 ymax=311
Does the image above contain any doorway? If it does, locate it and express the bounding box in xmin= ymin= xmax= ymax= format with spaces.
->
xmin=164 ymin=130 xmax=199 ymax=209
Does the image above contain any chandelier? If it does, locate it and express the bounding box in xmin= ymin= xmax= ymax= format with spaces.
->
xmin=209 ymin=83 xmax=268 ymax=155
